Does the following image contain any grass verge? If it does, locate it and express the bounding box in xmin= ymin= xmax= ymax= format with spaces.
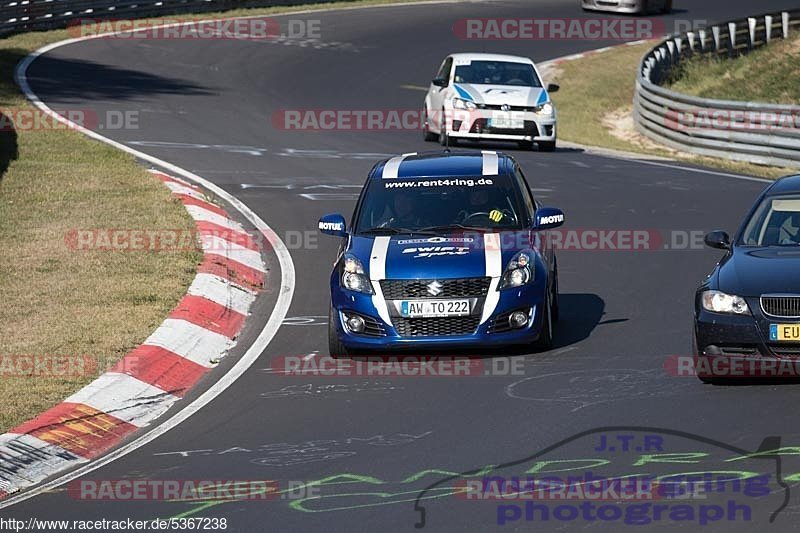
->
xmin=0 ymin=0 xmax=436 ymax=434
xmin=550 ymin=42 xmax=796 ymax=180
xmin=667 ymin=32 xmax=800 ymax=104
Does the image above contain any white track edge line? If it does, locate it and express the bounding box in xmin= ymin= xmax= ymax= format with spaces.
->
xmin=2 ymin=35 xmax=296 ymax=511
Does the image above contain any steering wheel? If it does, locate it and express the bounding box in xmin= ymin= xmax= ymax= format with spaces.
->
xmin=505 ymin=78 xmax=525 ymax=86
xmin=463 ymin=212 xmax=490 ymax=223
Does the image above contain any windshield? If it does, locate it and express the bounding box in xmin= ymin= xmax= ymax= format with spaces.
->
xmin=453 ymin=61 xmax=541 ymax=87
xmin=354 ymin=175 xmax=528 ymax=234
xmin=740 ymin=195 xmax=800 ymax=246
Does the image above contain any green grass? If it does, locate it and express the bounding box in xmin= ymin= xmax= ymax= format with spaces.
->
xmin=550 ymin=42 xmax=795 ymax=179
xmin=668 ymin=32 xmax=800 ymax=104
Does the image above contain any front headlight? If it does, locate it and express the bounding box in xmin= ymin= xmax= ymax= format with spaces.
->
xmin=452 ymin=97 xmax=476 ymax=110
xmin=499 ymin=252 xmax=533 ymax=290
xmin=701 ymin=290 xmax=750 ymax=315
xmin=341 ymin=253 xmax=373 ymax=294
xmin=534 ymin=102 xmax=554 ymax=116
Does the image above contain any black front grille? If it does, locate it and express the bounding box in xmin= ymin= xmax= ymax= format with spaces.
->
xmin=380 ymin=278 xmax=490 ymax=300
xmin=488 ymin=311 xmax=514 ymax=334
xmin=476 ymin=104 xmax=535 ymax=112
xmin=761 ymin=296 xmax=800 ymax=318
xmin=768 ymin=345 xmax=800 ymax=357
xmin=393 ymin=316 xmax=481 ymax=337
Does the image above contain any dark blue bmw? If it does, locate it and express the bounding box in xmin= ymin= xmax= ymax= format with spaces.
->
xmin=695 ymin=175 xmax=800 ymax=382
xmin=318 ymin=150 xmax=565 ymax=356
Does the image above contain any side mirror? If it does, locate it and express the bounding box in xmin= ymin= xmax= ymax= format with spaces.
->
xmin=547 ymin=83 xmax=560 ymax=93
xmin=318 ymin=214 xmax=347 ymax=237
xmin=534 ymin=207 xmax=565 ymax=230
xmin=704 ymin=230 xmax=731 ymax=250
xmin=432 ymin=77 xmax=448 ymax=88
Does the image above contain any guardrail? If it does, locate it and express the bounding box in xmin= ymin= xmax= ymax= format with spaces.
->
xmin=0 ymin=0 xmax=329 ymax=36
xmin=634 ymin=10 xmax=800 ymax=169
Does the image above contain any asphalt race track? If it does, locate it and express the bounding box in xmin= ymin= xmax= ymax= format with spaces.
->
xmin=4 ymin=0 xmax=800 ymax=531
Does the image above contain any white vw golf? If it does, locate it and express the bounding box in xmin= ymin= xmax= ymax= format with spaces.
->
xmin=423 ymin=53 xmax=559 ymax=151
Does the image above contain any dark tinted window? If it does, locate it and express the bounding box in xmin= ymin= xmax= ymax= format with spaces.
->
xmin=355 ymin=174 xmax=527 ymax=233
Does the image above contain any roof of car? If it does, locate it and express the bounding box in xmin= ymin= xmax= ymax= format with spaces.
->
xmin=447 ymin=52 xmax=535 ymax=64
xmin=370 ymin=151 xmax=515 ymax=180
xmin=766 ymin=175 xmax=800 ymax=195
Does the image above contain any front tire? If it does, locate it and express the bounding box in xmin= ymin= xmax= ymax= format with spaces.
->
xmin=533 ymin=293 xmax=554 ymax=351
xmin=328 ymin=308 xmax=350 ymax=358
xmin=551 ymin=260 xmax=560 ymax=323
xmin=538 ymin=140 xmax=556 ymax=152
xmin=423 ymin=108 xmax=437 ymax=142
xmin=438 ymin=109 xmax=457 ymax=147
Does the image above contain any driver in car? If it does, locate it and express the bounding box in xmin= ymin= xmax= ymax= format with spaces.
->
xmin=377 ymin=191 xmax=425 ymax=228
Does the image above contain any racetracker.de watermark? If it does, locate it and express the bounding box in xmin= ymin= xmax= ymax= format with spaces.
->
xmin=66 ymin=18 xmax=321 ymax=40
xmin=0 ymin=108 xmax=138 ymax=131
xmin=452 ymin=18 xmax=710 ymax=40
xmin=666 ymin=355 xmax=800 ymax=379
xmin=66 ymin=479 xmax=319 ymax=501
xmin=63 ymin=228 xmax=318 ymax=252
xmin=0 ymin=355 xmax=96 ymax=377
xmin=453 ymin=18 xmax=663 ymax=40
xmin=665 ymin=109 xmax=800 ymax=132
xmin=272 ymin=355 xmax=525 ymax=377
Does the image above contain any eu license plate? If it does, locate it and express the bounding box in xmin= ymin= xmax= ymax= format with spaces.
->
xmin=488 ymin=114 xmax=524 ymax=130
xmin=401 ymin=300 xmax=470 ymax=318
xmin=770 ymin=324 xmax=800 ymax=341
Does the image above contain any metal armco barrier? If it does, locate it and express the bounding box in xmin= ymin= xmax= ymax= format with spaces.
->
xmin=634 ymin=10 xmax=800 ymax=168
xmin=0 ymin=0 xmax=332 ymax=36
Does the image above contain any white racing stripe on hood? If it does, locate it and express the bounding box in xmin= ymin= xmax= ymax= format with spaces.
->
xmin=381 ymin=152 xmax=416 ymax=179
xmin=458 ymin=84 xmax=545 ymax=107
xmin=481 ymin=233 xmax=503 ymax=324
xmin=369 ymin=236 xmax=393 ymax=326
xmin=482 ymin=151 xmax=498 ymax=176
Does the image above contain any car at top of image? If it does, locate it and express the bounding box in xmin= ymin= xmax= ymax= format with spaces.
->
xmin=318 ymin=150 xmax=566 ymax=356
xmin=422 ymin=53 xmax=560 ymax=152
xmin=581 ymin=0 xmax=672 ymax=14
xmin=694 ymin=175 xmax=800 ymax=382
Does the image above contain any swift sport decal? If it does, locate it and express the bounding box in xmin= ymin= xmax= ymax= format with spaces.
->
xmin=402 ymin=246 xmax=471 ymax=259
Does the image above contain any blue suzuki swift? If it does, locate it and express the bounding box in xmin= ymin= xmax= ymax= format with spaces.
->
xmin=319 ymin=150 xmax=565 ymax=356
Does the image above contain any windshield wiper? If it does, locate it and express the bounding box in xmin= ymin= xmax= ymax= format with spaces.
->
xmin=359 ymin=227 xmax=439 ymax=236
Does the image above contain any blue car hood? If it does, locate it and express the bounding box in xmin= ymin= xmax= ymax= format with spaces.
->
xmin=349 ymin=233 xmax=529 ymax=280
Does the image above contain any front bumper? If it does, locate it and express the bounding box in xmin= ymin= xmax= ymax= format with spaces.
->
xmin=332 ymin=279 xmax=548 ymax=351
xmin=447 ymin=109 xmax=556 ymax=142
xmin=694 ymin=298 xmax=800 ymax=378
xmin=581 ymin=0 xmax=646 ymax=13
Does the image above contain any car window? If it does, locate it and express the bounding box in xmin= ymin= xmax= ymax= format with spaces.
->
xmin=436 ymin=57 xmax=453 ymax=84
xmin=355 ymin=173 xmax=527 ymax=233
xmin=453 ymin=60 xmax=541 ymax=87
xmin=740 ymin=195 xmax=800 ymax=246
xmin=514 ymin=167 xmax=535 ymax=221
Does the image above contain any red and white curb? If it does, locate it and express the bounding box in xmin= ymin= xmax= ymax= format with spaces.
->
xmin=0 ymin=170 xmax=265 ymax=500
